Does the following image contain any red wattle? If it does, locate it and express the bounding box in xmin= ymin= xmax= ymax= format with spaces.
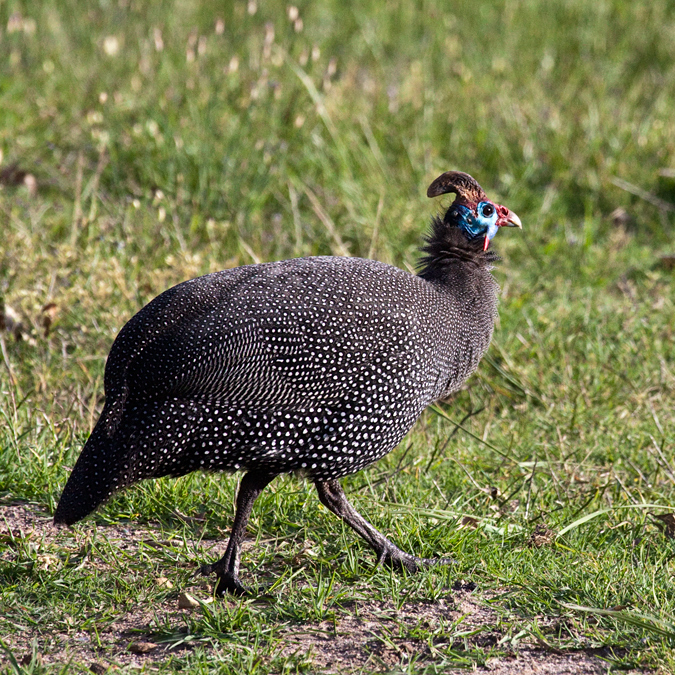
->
xmin=483 ymin=236 xmax=489 ymax=251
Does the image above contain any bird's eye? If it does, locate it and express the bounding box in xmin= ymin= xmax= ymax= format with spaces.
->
xmin=481 ymin=204 xmax=494 ymax=218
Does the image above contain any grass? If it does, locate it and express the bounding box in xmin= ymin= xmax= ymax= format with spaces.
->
xmin=2 ymin=0 xmax=675 ymax=672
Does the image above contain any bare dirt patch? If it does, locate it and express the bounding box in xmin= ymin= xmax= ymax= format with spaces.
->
xmin=279 ymin=593 xmax=618 ymax=674
xmin=1 ymin=503 xmax=636 ymax=673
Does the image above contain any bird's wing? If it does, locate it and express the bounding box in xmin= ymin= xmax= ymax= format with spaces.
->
xmin=102 ymin=259 xmax=430 ymax=431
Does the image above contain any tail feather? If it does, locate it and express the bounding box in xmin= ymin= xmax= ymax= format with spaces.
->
xmin=53 ymin=423 xmax=130 ymax=526
xmin=54 ymin=397 xmax=210 ymax=526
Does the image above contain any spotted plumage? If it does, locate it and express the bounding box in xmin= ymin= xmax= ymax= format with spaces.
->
xmin=54 ymin=171 xmax=521 ymax=595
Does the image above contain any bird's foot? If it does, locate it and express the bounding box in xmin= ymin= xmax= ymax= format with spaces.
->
xmin=214 ymin=573 xmax=250 ymax=597
xmin=376 ymin=543 xmax=455 ymax=574
xmin=199 ymin=563 xmax=250 ymax=596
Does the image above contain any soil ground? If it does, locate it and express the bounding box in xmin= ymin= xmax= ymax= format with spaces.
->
xmin=1 ymin=503 xmax=632 ymax=674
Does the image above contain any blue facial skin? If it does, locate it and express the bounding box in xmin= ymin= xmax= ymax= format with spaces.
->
xmin=450 ymin=202 xmax=500 ymax=243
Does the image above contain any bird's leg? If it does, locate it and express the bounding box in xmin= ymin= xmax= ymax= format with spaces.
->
xmin=315 ymin=479 xmax=454 ymax=574
xmin=200 ymin=471 xmax=276 ymax=596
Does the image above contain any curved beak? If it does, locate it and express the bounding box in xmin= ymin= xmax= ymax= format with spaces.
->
xmin=497 ymin=208 xmax=522 ymax=229
xmin=484 ymin=204 xmax=522 ymax=251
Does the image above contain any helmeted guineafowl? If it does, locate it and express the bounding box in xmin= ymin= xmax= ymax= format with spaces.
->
xmin=54 ymin=171 xmax=521 ymax=595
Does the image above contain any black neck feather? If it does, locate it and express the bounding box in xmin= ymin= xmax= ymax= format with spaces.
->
xmin=417 ymin=216 xmax=498 ymax=281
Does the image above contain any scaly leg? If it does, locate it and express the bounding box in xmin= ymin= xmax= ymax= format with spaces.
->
xmin=201 ymin=471 xmax=276 ymax=595
xmin=315 ymin=479 xmax=454 ymax=573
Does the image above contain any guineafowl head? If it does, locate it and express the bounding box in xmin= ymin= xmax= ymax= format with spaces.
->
xmin=427 ymin=171 xmax=522 ymax=251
